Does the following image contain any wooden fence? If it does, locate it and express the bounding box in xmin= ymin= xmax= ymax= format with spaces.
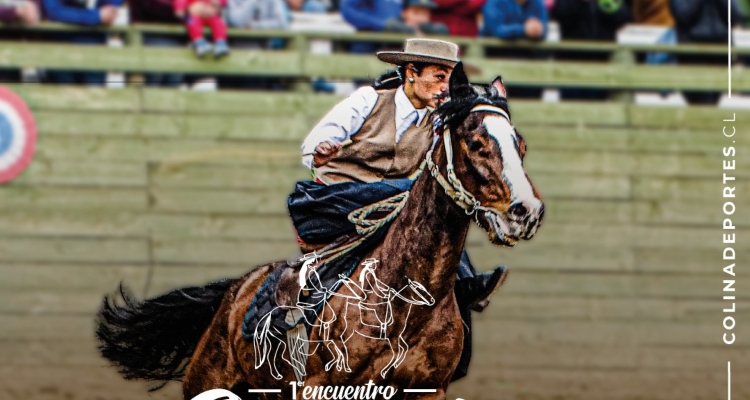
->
xmin=0 ymin=25 xmax=748 ymax=400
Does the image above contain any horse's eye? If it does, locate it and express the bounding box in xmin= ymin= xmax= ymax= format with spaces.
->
xmin=467 ymin=139 xmax=482 ymax=151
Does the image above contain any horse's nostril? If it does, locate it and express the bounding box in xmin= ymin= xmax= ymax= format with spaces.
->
xmin=509 ymin=203 xmax=528 ymax=218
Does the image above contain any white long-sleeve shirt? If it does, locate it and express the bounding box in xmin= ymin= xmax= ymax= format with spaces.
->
xmin=300 ymin=86 xmax=429 ymax=169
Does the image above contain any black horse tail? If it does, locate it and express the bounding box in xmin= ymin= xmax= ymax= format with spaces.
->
xmin=95 ymin=279 xmax=234 ymax=390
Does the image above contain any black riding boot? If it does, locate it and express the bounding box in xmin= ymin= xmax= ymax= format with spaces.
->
xmin=451 ymin=250 xmax=508 ymax=382
xmin=455 ymin=251 xmax=508 ymax=312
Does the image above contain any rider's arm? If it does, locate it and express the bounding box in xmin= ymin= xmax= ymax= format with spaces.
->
xmin=300 ymin=86 xmax=378 ymax=169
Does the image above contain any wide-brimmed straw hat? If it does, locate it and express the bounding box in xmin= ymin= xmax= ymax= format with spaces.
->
xmin=377 ymin=38 xmax=460 ymax=69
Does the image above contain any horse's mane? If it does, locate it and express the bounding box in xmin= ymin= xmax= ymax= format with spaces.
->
xmin=436 ymin=86 xmax=510 ymax=131
xmin=436 ymin=62 xmax=511 ymax=132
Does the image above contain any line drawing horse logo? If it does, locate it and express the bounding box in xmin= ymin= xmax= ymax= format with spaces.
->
xmin=253 ymin=256 xmax=435 ymax=380
xmin=336 ymin=258 xmax=435 ymax=377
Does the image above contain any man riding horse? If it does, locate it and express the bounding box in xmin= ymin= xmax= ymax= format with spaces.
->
xmin=287 ymin=38 xmax=507 ymax=379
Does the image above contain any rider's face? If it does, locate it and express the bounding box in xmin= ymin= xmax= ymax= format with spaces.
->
xmin=406 ymin=64 xmax=453 ymax=109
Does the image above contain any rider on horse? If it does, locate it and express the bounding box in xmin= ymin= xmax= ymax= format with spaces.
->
xmin=287 ymin=38 xmax=507 ymax=378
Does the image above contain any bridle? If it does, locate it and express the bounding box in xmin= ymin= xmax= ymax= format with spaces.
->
xmin=424 ymin=104 xmax=512 ymax=216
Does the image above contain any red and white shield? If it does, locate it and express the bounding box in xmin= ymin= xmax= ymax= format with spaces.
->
xmin=0 ymin=86 xmax=37 ymax=184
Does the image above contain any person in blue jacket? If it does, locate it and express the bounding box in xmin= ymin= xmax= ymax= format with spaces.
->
xmin=41 ymin=0 xmax=124 ymax=85
xmin=481 ymin=0 xmax=548 ymax=40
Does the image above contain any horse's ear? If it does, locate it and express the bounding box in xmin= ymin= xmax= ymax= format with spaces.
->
xmin=449 ymin=62 xmax=471 ymax=99
xmin=490 ymin=75 xmax=508 ymax=99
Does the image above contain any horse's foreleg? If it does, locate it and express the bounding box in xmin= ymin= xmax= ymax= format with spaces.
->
xmin=379 ymin=337 xmax=399 ymax=378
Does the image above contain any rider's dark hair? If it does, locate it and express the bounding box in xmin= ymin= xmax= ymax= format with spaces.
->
xmin=372 ymin=62 xmax=431 ymax=90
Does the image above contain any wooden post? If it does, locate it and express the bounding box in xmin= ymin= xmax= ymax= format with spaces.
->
xmin=610 ymin=47 xmax=635 ymax=104
xmin=290 ymin=34 xmax=312 ymax=94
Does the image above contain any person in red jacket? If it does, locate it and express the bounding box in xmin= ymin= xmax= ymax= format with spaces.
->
xmin=430 ymin=0 xmax=485 ymax=36
xmin=174 ymin=0 xmax=230 ymax=58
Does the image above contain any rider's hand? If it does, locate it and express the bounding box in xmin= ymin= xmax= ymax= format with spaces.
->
xmin=313 ymin=141 xmax=341 ymax=168
xmin=524 ymin=18 xmax=544 ymax=39
xmin=99 ymin=5 xmax=119 ymax=25
xmin=15 ymin=1 xmax=39 ymax=25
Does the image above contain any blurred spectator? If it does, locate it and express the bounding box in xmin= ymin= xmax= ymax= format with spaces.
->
xmin=552 ymin=0 xmax=630 ymax=42
xmin=670 ymin=0 xmax=743 ymax=44
xmin=0 ymin=0 xmax=40 ymax=83
xmin=431 ymin=0 xmax=485 ymax=36
xmin=175 ymin=0 xmax=230 ymax=58
xmin=669 ymin=0 xmax=744 ymax=104
xmin=542 ymin=0 xmax=551 ymax=10
xmin=341 ymin=0 xmax=401 ymax=31
xmin=284 ymin=0 xmax=328 ymax=13
xmin=0 ymin=0 xmax=40 ymax=24
xmin=481 ymin=0 xmax=548 ymax=40
xmin=383 ymin=0 xmax=448 ymax=34
xmin=129 ymin=0 xmax=185 ymax=87
xmin=631 ymin=0 xmax=674 ymax=65
xmin=226 ymin=0 xmax=287 ymax=29
xmin=741 ymin=0 xmax=750 ymax=26
xmin=41 ymin=0 xmax=124 ymax=85
xmin=551 ymin=0 xmax=630 ymax=100
xmin=632 ymin=0 xmax=672 ymax=26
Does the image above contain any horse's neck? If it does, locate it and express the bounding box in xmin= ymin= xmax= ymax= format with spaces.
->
xmin=376 ymin=144 xmax=470 ymax=300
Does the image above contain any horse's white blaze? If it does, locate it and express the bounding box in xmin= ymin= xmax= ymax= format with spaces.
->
xmin=483 ymin=116 xmax=537 ymax=206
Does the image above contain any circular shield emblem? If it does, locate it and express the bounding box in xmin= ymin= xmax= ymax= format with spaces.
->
xmin=0 ymin=86 xmax=37 ymax=184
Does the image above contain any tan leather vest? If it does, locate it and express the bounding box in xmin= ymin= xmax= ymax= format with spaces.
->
xmin=316 ymin=89 xmax=434 ymax=184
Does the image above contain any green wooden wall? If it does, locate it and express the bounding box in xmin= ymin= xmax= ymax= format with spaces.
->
xmin=0 ymin=84 xmax=747 ymax=400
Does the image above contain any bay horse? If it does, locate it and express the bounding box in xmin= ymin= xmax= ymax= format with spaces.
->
xmin=96 ymin=64 xmax=544 ymax=400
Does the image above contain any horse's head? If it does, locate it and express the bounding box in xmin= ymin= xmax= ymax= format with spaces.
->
xmin=432 ymin=63 xmax=544 ymax=247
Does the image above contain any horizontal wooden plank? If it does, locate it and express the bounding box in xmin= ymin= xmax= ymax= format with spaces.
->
xmin=0 ymin=42 xmax=302 ymax=76
xmin=634 ymin=177 xmax=749 ymax=201
xmin=475 ymin=319 xmax=743 ymax=348
xmin=0 ymin=265 xmax=148 ymax=314
xmin=0 ymin=339 xmax=109 ymax=367
xmin=140 ymin=88 xmax=340 ymax=116
xmin=0 ymin=211 xmax=149 ymax=237
xmin=469 ymin=242 xmax=634 ymax=272
xmin=630 ymin=128 xmax=750 ymax=156
xmin=634 ymin=247 xmax=747 ymax=274
xmin=139 ymin=46 xmax=302 ymax=76
xmin=150 ymin=214 xmax=297 ymax=240
xmin=0 ymin=365 xmax=180 ymax=400
xmin=304 ymin=55 xmax=750 ymax=91
xmin=512 ymin=100 xmax=627 ymax=126
xmin=468 ymin=58 xmax=750 ymax=91
xmin=487 ymin=295 xmax=747 ymax=323
xmin=0 ymin=186 xmax=147 ymax=211
xmin=36 ymin=135 xmax=148 ymax=162
xmin=450 ymin=368 xmax=746 ymax=400
xmin=523 ymin=174 xmax=631 ymax=200
xmin=150 ymin=239 xmax=298 ymax=267
xmin=633 ymin=153 xmax=750 ymax=178
xmin=35 ymin=111 xmax=142 ymax=136
xmin=525 ymin=150 xmax=634 ymax=176
xmin=8 ymin=84 xmax=140 ymax=112
xmin=503 ymin=271 xmax=733 ymax=299
xmin=150 ymin=163 xmax=309 ymax=190
xmin=146 ymin=139 xmax=301 ymax=166
xmin=150 ymin=188 xmax=291 ymax=214
xmin=14 ymin=161 xmax=146 ymax=187
xmin=634 ymin=199 xmax=750 ymax=226
xmin=629 ymin=105 xmax=742 ymax=130
xmin=0 ymin=237 xmax=149 ymax=264
xmin=0 ymin=315 xmax=98 ymax=339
